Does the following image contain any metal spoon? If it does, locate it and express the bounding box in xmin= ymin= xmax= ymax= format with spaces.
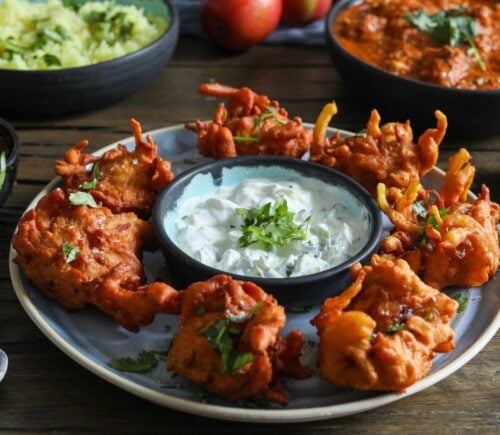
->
xmin=0 ymin=349 xmax=8 ymax=382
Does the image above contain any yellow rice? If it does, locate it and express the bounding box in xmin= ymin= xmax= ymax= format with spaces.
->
xmin=0 ymin=0 xmax=168 ymax=70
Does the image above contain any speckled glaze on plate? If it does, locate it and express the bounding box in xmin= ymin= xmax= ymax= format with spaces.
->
xmin=9 ymin=124 xmax=500 ymax=423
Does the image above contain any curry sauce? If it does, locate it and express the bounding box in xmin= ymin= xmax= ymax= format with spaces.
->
xmin=334 ymin=0 xmax=500 ymax=89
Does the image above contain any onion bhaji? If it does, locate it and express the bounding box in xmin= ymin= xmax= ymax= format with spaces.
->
xmin=12 ymin=188 xmax=181 ymax=332
xmin=312 ymin=255 xmax=458 ymax=392
xmin=378 ymin=149 xmax=500 ymax=289
xmin=185 ymin=83 xmax=312 ymax=159
xmin=167 ymin=274 xmax=310 ymax=404
xmin=310 ymin=102 xmax=447 ymax=195
xmin=55 ymin=118 xmax=174 ymax=218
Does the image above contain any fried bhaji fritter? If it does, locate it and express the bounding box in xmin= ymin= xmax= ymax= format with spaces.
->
xmin=378 ymin=149 xmax=499 ymax=289
xmin=167 ymin=274 xmax=309 ymax=404
xmin=310 ymin=102 xmax=447 ymax=195
xmin=186 ymin=83 xmax=312 ymax=159
xmin=55 ymin=119 xmax=174 ymax=218
xmin=440 ymin=147 xmax=476 ymax=207
xmin=312 ymin=255 xmax=458 ymax=392
xmin=12 ymin=188 xmax=180 ymax=332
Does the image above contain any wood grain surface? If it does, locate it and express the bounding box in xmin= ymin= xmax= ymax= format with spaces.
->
xmin=0 ymin=37 xmax=498 ymax=434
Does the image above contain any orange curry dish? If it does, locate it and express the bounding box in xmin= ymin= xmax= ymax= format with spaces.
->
xmin=334 ymin=0 xmax=500 ymax=89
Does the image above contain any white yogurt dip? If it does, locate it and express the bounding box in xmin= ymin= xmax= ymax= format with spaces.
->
xmin=169 ymin=177 xmax=371 ymax=278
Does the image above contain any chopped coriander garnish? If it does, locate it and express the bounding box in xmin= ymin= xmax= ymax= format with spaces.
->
xmin=233 ymin=135 xmax=260 ymax=143
xmin=62 ymin=0 xmax=81 ymax=11
xmin=43 ymin=53 xmax=62 ymax=67
xmin=85 ymin=11 xmax=106 ymax=24
xmin=406 ymin=7 xmax=486 ymax=71
xmin=231 ymin=353 xmax=253 ymax=371
xmin=69 ymin=191 xmax=99 ymax=208
xmin=427 ymin=208 xmax=448 ymax=230
xmin=108 ymin=350 xmax=168 ymax=373
xmin=61 ymin=242 xmax=79 ymax=263
xmin=254 ymin=106 xmax=286 ymax=127
xmin=196 ymin=306 xmax=206 ymax=316
xmin=236 ymin=197 xmax=309 ymax=249
xmin=55 ymin=25 xmax=69 ymax=41
xmin=0 ymin=151 xmax=6 ymax=189
xmin=80 ymin=162 xmax=100 ymax=190
xmin=385 ymin=323 xmax=405 ymax=335
xmin=415 ymin=207 xmax=448 ymax=242
xmin=453 ymin=292 xmax=469 ymax=313
xmin=118 ymin=18 xmax=134 ymax=42
xmin=201 ymin=318 xmax=253 ymax=374
xmin=200 ymin=304 xmax=262 ymax=374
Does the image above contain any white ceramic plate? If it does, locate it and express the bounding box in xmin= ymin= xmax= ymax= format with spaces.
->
xmin=9 ymin=124 xmax=500 ymax=423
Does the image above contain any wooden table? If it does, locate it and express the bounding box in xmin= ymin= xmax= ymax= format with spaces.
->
xmin=1 ymin=37 xmax=499 ymax=433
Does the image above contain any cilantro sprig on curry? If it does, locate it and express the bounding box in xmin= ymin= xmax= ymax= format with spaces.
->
xmin=334 ymin=0 xmax=499 ymax=89
xmin=405 ymin=6 xmax=486 ymax=71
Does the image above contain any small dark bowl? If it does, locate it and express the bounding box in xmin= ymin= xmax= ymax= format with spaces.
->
xmin=153 ymin=156 xmax=383 ymax=307
xmin=0 ymin=118 xmax=21 ymax=208
xmin=0 ymin=0 xmax=179 ymax=117
xmin=326 ymin=0 xmax=500 ymax=136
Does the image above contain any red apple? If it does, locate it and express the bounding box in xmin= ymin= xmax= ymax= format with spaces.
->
xmin=202 ymin=0 xmax=283 ymax=51
xmin=282 ymin=0 xmax=333 ymax=26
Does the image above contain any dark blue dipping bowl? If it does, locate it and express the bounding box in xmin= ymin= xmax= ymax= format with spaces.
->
xmin=0 ymin=118 xmax=20 ymax=208
xmin=0 ymin=0 xmax=179 ymax=117
xmin=153 ymin=156 xmax=383 ymax=307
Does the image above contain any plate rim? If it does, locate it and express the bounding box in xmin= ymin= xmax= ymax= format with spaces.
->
xmin=8 ymin=123 xmax=500 ymax=423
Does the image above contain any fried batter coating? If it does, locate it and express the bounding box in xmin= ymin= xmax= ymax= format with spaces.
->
xmin=310 ymin=102 xmax=447 ymax=195
xmin=377 ymin=150 xmax=500 ymax=288
xmin=55 ymin=119 xmax=174 ymax=218
xmin=12 ymin=188 xmax=180 ymax=332
xmin=440 ymin=148 xmax=476 ymax=207
xmin=186 ymin=83 xmax=312 ymax=159
xmin=422 ymin=186 xmax=499 ymax=288
xmin=167 ymin=274 xmax=309 ymax=404
xmin=312 ymin=255 xmax=458 ymax=392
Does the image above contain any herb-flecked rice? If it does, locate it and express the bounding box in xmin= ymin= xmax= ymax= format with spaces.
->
xmin=0 ymin=0 xmax=169 ymax=70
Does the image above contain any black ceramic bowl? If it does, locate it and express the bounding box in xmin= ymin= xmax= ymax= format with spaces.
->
xmin=153 ymin=156 xmax=383 ymax=307
xmin=0 ymin=0 xmax=179 ymax=117
xmin=0 ymin=118 xmax=21 ymax=208
xmin=326 ymin=0 xmax=500 ymax=136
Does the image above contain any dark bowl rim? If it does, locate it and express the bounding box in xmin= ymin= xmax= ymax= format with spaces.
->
xmin=325 ymin=0 xmax=500 ymax=96
xmin=0 ymin=0 xmax=178 ymax=75
xmin=153 ymin=155 xmax=383 ymax=287
xmin=0 ymin=118 xmax=20 ymax=167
